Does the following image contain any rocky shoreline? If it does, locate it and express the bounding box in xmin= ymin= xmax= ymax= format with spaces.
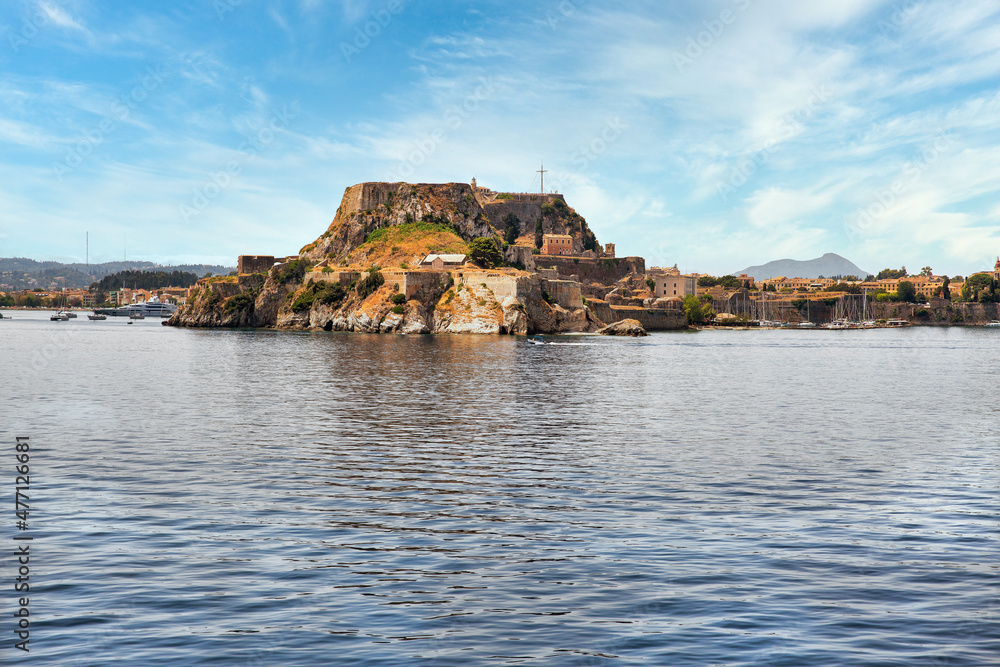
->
xmin=166 ymin=265 xmax=687 ymax=335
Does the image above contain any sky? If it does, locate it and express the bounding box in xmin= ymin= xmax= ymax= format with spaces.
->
xmin=1 ymin=0 xmax=999 ymax=276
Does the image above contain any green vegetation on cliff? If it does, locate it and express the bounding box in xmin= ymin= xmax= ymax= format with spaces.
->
xmin=291 ymin=281 xmax=347 ymax=311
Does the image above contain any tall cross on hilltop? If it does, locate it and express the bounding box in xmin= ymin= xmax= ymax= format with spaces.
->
xmin=537 ymin=162 xmax=547 ymax=195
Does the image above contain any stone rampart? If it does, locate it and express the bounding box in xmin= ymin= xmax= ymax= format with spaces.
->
xmin=307 ymin=269 xmax=360 ymax=286
xmin=542 ymin=279 xmax=584 ymax=310
xmin=338 ymin=182 xmax=400 ymax=215
xmin=588 ymin=299 xmax=687 ymax=331
xmin=454 ymin=270 xmax=532 ymax=302
xmin=237 ymin=255 xmax=276 ymax=275
xmin=534 ymin=255 xmax=644 ymax=284
xmin=381 ymin=269 xmax=451 ymax=301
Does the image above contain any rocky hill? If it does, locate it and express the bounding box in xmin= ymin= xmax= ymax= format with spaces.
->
xmin=167 ymin=181 xmax=685 ymax=335
xmin=735 ymin=253 xmax=870 ymax=281
xmin=297 ymin=182 xmax=600 ymax=267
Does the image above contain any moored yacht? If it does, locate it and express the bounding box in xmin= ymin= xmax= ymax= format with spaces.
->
xmin=96 ymin=295 xmax=177 ymax=318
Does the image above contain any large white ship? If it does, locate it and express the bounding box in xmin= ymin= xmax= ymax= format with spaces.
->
xmin=96 ymin=295 xmax=177 ymax=318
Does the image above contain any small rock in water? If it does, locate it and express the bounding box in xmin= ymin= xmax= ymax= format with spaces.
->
xmin=597 ymin=319 xmax=648 ymax=337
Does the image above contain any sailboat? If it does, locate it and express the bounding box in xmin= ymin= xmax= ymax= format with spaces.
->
xmin=798 ymin=298 xmax=816 ymax=328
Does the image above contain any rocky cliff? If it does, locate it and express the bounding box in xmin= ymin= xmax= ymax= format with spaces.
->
xmin=299 ymin=182 xmax=600 ymax=267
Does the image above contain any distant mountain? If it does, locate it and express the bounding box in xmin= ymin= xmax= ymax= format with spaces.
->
xmin=0 ymin=257 xmax=235 ymax=291
xmin=734 ymin=253 xmax=871 ymax=281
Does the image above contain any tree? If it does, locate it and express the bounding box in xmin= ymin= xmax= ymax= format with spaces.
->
xmin=502 ymin=213 xmax=520 ymax=246
xmin=682 ymin=294 xmax=705 ymax=324
xmin=965 ymin=273 xmax=994 ymax=301
xmin=877 ymin=267 xmax=908 ymax=280
xmin=645 ymin=278 xmax=656 ymax=292
xmin=896 ymin=280 xmax=918 ymax=303
xmin=942 ymin=276 xmax=951 ymax=300
xmin=717 ymin=275 xmax=741 ymax=290
xmin=534 ymin=219 xmax=543 ymax=249
xmin=920 ymin=266 xmax=933 ymax=277
xmin=468 ymin=237 xmax=502 ymax=268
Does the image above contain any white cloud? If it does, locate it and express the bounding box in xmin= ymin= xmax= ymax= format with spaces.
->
xmin=39 ymin=1 xmax=88 ymax=33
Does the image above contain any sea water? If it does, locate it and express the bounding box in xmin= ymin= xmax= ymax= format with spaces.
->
xmin=2 ymin=312 xmax=997 ymax=665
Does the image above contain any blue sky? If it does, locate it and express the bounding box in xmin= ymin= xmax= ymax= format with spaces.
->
xmin=1 ymin=0 xmax=999 ymax=276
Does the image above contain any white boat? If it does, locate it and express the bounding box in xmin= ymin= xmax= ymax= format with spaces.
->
xmin=985 ymin=321 xmax=1000 ymax=328
xmin=64 ymin=311 xmax=78 ymax=318
xmin=798 ymin=321 xmax=817 ymax=328
xmin=96 ymin=295 xmax=177 ymax=318
xmin=50 ymin=312 xmax=69 ymax=321
xmin=129 ymin=312 xmax=146 ymax=320
xmin=88 ymin=313 xmax=107 ymax=321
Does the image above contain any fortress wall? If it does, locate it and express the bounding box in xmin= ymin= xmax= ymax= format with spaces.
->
xmin=387 ymin=270 xmax=451 ymax=301
xmin=307 ymin=270 xmax=360 ymax=286
xmin=534 ymin=256 xmax=645 ymax=284
xmin=237 ymin=255 xmax=276 ymax=275
xmin=455 ymin=270 xmax=532 ymax=302
xmin=494 ymin=193 xmax=566 ymax=204
xmin=588 ymin=300 xmax=687 ymax=331
xmin=542 ymin=279 xmax=584 ymax=310
xmin=339 ymin=183 xmax=404 ymax=216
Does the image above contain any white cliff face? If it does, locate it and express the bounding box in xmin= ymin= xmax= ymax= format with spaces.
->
xmin=431 ymin=282 xmax=505 ymax=334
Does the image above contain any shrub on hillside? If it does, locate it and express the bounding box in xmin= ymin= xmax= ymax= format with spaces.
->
xmin=356 ymin=268 xmax=385 ymax=299
xmin=273 ymin=259 xmax=310 ymax=284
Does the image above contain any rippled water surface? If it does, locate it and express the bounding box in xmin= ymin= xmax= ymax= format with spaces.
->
xmin=2 ymin=312 xmax=998 ymax=665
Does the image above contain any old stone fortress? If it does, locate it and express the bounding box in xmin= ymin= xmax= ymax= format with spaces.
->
xmin=223 ymin=176 xmax=688 ymax=333
xmin=200 ymin=176 xmax=1000 ymax=333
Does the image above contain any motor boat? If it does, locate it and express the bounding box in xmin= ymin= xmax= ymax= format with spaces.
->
xmin=96 ymin=295 xmax=177 ymax=318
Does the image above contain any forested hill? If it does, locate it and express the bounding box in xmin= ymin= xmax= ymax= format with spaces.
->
xmin=0 ymin=257 xmax=234 ymax=290
xmin=91 ymin=270 xmax=201 ymax=292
